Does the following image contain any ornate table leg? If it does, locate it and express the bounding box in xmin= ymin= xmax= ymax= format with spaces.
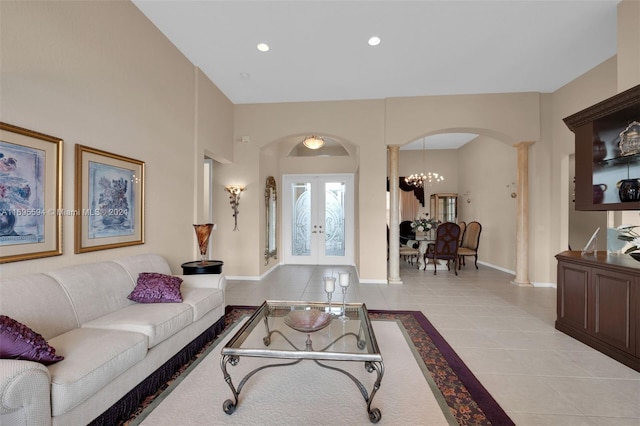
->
xmin=365 ymin=361 xmax=384 ymax=423
xmin=220 ymin=354 xmax=302 ymax=415
xmin=314 ymin=359 xmax=385 ymax=423
xmin=262 ymin=314 xmax=272 ymax=345
xmin=220 ymin=354 xmax=240 ymax=414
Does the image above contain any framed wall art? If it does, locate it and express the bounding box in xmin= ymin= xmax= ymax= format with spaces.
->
xmin=0 ymin=122 xmax=63 ymax=263
xmin=75 ymin=144 xmax=144 ymax=253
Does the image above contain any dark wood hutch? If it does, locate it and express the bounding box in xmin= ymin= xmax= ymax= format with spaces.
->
xmin=560 ymin=85 xmax=640 ymax=372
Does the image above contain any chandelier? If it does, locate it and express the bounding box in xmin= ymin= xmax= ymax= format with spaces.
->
xmin=302 ymin=135 xmax=325 ymax=150
xmin=405 ymin=137 xmax=444 ymax=188
xmin=405 ymin=172 xmax=444 ymax=188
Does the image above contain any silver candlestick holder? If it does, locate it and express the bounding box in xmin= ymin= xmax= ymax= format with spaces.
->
xmin=338 ymin=272 xmax=350 ymax=321
xmin=324 ymin=276 xmax=336 ymax=316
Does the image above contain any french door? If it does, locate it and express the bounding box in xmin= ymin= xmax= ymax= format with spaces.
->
xmin=282 ymin=174 xmax=354 ymax=265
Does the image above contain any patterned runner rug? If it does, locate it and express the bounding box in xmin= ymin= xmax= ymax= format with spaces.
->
xmin=123 ymin=306 xmax=513 ymax=426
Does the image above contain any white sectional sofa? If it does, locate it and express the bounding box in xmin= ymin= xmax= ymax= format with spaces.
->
xmin=0 ymin=253 xmax=226 ymax=426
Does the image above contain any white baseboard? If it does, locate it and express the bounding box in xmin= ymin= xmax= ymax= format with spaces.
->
xmin=359 ymin=278 xmax=391 ymax=284
xmin=477 ymin=260 xmax=514 ymax=275
xmin=225 ymin=275 xmax=261 ymax=281
xmin=477 ymin=261 xmax=557 ymax=288
xmin=531 ymin=281 xmax=557 ymax=288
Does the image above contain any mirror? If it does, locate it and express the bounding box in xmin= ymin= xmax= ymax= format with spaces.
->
xmin=264 ymin=176 xmax=277 ymax=264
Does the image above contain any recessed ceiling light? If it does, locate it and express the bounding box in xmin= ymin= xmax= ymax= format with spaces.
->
xmin=257 ymin=43 xmax=270 ymax=52
xmin=368 ymin=36 xmax=381 ymax=46
xmin=239 ymin=72 xmax=250 ymax=80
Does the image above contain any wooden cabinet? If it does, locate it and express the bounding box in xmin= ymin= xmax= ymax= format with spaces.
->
xmin=563 ymin=85 xmax=640 ymax=211
xmin=556 ymin=251 xmax=640 ymax=371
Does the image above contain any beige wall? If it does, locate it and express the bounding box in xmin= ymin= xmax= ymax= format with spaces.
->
xmin=1 ymin=1 xmax=234 ymax=278
xmin=196 ymin=67 xmax=234 ymax=224
xmin=385 ymin=92 xmax=541 ymax=144
xmin=458 ymin=136 xmax=517 ymax=272
xmin=618 ymin=0 xmax=640 ymax=93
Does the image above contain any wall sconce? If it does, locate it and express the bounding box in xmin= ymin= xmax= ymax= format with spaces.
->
xmin=224 ymin=186 xmax=245 ymax=231
xmin=507 ymin=182 xmax=517 ymax=198
xmin=463 ymin=191 xmax=472 ymax=203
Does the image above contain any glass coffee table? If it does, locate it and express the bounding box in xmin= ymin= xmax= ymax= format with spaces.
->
xmin=220 ymin=300 xmax=384 ymax=423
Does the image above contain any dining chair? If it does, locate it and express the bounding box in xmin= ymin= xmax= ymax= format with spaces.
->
xmin=397 ymin=221 xmax=419 ymax=266
xmin=424 ymin=222 xmax=460 ymax=275
xmin=458 ymin=221 xmax=482 ymax=269
xmin=458 ymin=221 xmax=466 ymax=247
xmin=399 ymin=220 xmax=414 ymax=245
xmin=400 ymin=244 xmax=420 ymax=266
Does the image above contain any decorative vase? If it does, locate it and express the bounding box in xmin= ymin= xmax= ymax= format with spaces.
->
xmin=592 ymin=138 xmax=607 ymax=162
xmin=592 ymin=184 xmax=607 ymax=204
xmin=616 ymin=179 xmax=640 ymax=202
xmin=193 ymin=223 xmax=214 ymax=263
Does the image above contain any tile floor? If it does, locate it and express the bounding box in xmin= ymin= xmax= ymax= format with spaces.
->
xmin=225 ymin=261 xmax=640 ymax=426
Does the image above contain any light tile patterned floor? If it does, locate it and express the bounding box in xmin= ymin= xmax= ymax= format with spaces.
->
xmin=225 ymin=262 xmax=640 ymax=426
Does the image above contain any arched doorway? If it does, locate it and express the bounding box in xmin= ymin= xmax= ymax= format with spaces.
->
xmin=264 ymin=134 xmax=359 ymax=266
xmin=390 ymin=129 xmax=519 ymax=281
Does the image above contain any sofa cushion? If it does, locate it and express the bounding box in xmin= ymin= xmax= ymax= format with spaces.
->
xmin=0 ymin=315 xmax=64 ymax=365
xmin=47 ymin=327 xmax=147 ymax=417
xmin=128 ymin=273 xmax=183 ymax=303
xmin=46 ymin=261 xmax=136 ymax=324
xmin=113 ymin=253 xmax=173 ymax=281
xmin=181 ymin=287 xmax=224 ymax=321
xmin=0 ymin=274 xmax=78 ymax=340
xmin=81 ymin=303 xmax=193 ymax=348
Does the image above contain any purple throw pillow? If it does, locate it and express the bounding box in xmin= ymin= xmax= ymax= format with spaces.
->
xmin=0 ymin=315 xmax=64 ymax=365
xmin=128 ymin=272 xmax=183 ymax=303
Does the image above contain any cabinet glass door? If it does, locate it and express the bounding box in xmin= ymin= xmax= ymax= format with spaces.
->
xmin=430 ymin=193 xmax=458 ymax=223
xmin=564 ymin=84 xmax=640 ymax=210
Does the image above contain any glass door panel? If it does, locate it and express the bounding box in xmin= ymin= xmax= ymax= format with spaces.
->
xmin=324 ymin=181 xmax=345 ymax=257
xmin=291 ymin=182 xmax=311 ymax=257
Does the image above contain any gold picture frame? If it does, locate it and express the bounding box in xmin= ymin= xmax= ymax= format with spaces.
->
xmin=75 ymin=144 xmax=144 ymax=253
xmin=0 ymin=122 xmax=63 ymax=263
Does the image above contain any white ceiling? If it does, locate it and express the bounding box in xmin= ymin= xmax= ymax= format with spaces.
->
xmin=132 ymin=0 xmax=620 ymax=148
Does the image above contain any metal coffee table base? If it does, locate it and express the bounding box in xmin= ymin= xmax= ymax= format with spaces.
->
xmin=220 ymin=326 xmax=384 ymax=423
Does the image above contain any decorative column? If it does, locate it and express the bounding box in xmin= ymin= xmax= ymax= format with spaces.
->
xmin=512 ymin=141 xmax=535 ymax=287
xmin=388 ymin=145 xmax=402 ymax=284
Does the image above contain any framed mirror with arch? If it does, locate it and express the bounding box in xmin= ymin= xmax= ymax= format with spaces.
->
xmin=264 ymin=176 xmax=277 ymax=264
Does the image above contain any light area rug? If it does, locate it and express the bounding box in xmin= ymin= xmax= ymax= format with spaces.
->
xmin=130 ymin=317 xmax=457 ymax=426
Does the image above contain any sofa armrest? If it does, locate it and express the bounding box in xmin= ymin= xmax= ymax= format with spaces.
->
xmin=0 ymin=360 xmax=52 ymax=425
xmin=178 ymin=274 xmax=227 ymax=292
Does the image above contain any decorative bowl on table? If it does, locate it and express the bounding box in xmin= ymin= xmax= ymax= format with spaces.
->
xmin=283 ymin=310 xmax=333 ymax=333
